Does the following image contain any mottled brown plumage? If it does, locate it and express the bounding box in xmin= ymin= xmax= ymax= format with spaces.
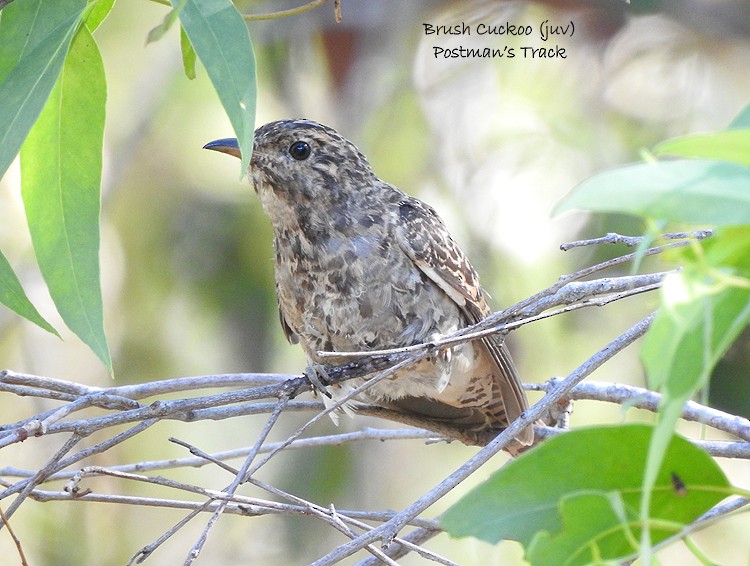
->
xmin=205 ymin=119 xmax=532 ymax=447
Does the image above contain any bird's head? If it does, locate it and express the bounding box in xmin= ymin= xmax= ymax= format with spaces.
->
xmin=204 ymin=120 xmax=378 ymax=224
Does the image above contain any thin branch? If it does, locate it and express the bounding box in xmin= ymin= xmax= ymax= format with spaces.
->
xmin=0 ymin=505 xmax=28 ymax=566
xmin=560 ymin=230 xmax=713 ymax=251
xmin=129 ymin=508 xmax=206 ymax=566
xmin=530 ymin=380 xmax=750 ymax=442
xmin=243 ymin=0 xmax=329 ymax=21
xmin=0 ymin=429 xmax=439 ymax=481
xmin=243 ymin=355 xmax=425 ymax=477
xmin=248 ymin=479 xmax=403 ymax=566
xmin=316 ymin=273 xmax=666 ymax=360
xmin=354 ymin=525 xmax=444 ymax=566
xmin=1 ymin=433 xmax=83 ymax=519
xmin=184 ymin=389 xmax=292 ymax=565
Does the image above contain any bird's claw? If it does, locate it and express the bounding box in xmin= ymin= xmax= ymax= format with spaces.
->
xmin=304 ymin=364 xmax=333 ymax=398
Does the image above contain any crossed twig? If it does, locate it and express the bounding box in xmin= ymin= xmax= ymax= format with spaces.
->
xmin=3 ymin=230 xmax=746 ymax=565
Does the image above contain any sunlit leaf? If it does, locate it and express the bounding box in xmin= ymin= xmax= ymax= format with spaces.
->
xmin=0 ymin=249 xmax=58 ymax=336
xmin=84 ymin=0 xmax=115 ymax=31
xmin=642 ymin=270 xmax=750 ymax=397
xmin=654 ymin=130 xmax=750 ymax=168
xmin=20 ymin=24 xmax=111 ymax=372
xmin=554 ymin=160 xmax=750 ymax=226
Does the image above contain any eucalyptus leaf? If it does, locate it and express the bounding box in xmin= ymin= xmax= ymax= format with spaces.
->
xmin=0 ymin=249 xmax=58 ymax=336
xmin=442 ymin=425 xmax=730 ymax=565
xmin=0 ymin=0 xmax=87 ymax=182
xmin=654 ymin=130 xmax=750 ymax=168
xmin=175 ymin=0 xmax=256 ymax=173
xmin=20 ymin=24 xmax=111 ymax=372
xmin=180 ymin=25 xmax=197 ymax=80
xmin=555 ymin=160 xmax=750 ymax=226
xmin=84 ymin=0 xmax=115 ymax=31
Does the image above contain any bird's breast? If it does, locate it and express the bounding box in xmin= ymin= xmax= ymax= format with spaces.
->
xmin=273 ymin=225 xmax=461 ymax=357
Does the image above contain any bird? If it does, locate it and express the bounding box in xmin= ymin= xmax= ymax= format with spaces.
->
xmin=204 ymin=119 xmax=532 ymax=449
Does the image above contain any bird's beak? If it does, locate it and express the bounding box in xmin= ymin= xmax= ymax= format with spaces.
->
xmin=203 ymin=138 xmax=242 ymax=159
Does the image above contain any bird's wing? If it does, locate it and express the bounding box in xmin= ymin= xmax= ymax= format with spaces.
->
xmin=276 ymin=282 xmax=299 ymax=345
xmin=396 ymin=199 xmax=484 ymax=311
xmin=394 ymin=197 xmax=532 ymax=445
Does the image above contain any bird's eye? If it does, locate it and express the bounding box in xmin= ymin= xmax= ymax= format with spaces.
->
xmin=289 ymin=141 xmax=311 ymax=160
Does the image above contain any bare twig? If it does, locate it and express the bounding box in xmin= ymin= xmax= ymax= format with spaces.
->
xmin=0 ymin=505 xmax=28 ymax=566
xmin=316 ymin=273 xmax=666 ymax=360
xmin=3 ymin=232 xmax=742 ymax=564
xmin=530 ymin=380 xmax=750 ymax=442
xmin=243 ymin=0 xmax=329 ymax=21
xmin=185 ymin=387 xmax=292 ymax=565
xmin=560 ymin=230 xmax=713 ymax=251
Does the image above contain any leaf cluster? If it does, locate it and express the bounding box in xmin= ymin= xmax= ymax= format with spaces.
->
xmin=0 ymin=0 xmax=256 ymax=373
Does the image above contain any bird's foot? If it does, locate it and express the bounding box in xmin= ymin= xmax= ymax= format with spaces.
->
xmin=304 ymin=363 xmax=333 ymax=399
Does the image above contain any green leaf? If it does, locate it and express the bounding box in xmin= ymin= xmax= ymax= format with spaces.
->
xmin=654 ymin=130 xmax=750 ymax=168
xmin=20 ymin=24 xmax=111 ymax=373
xmin=0 ymin=0 xmax=87 ymax=182
xmin=638 ymin=261 xmax=750 ymax=560
xmin=441 ymin=425 xmax=730 ymax=565
xmin=699 ymin=225 xmax=750 ymax=272
xmin=180 ymin=25 xmax=197 ymax=80
xmin=729 ymin=102 xmax=750 ymax=129
xmin=554 ymin=160 xmax=750 ymax=226
xmin=175 ymin=0 xmax=256 ymax=173
xmin=84 ymin=0 xmax=116 ymax=32
xmin=147 ymin=0 xmax=185 ymax=44
xmin=642 ymin=270 xmax=750 ymax=398
xmin=0 ymin=248 xmax=58 ymax=336
xmin=527 ymin=492 xmax=641 ymax=566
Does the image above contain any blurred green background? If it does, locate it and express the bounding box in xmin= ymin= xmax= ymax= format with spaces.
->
xmin=1 ymin=0 xmax=749 ymax=564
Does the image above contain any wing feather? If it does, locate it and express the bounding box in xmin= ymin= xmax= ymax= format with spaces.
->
xmin=395 ymin=198 xmax=532 ymax=445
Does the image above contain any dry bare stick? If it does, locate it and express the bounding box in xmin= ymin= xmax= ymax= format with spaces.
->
xmin=130 ymin=509 xmax=206 ymax=566
xmin=531 ymin=380 xmax=750 ymax=442
xmin=168 ymin=438 xmax=449 ymax=564
xmin=241 ymin=355 xmax=431 ymax=478
xmin=248 ymin=479 xmax=408 ymax=566
xmin=354 ymin=524 xmax=444 ymax=566
xmin=317 ymin=273 xmax=667 ymax=360
xmin=184 ymin=388 xmax=293 ymax=566
xmin=559 ymin=230 xmax=712 ymax=251
xmin=0 ymin=429 xmax=438 ymax=483
xmin=1 ymin=418 xmax=158 ymax=502
xmin=308 ymin=314 xmax=656 ymax=565
xmin=1 ymin=433 xmax=82 ymax=518
xmin=0 ymin=505 xmax=28 ymax=566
